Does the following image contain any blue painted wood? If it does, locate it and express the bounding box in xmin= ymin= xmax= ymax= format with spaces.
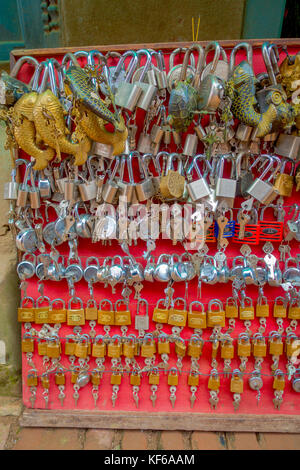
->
xmin=0 ymin=0 xmax=25 ymax=61
xmin=242 ymin=0 xmax=286 ymax=38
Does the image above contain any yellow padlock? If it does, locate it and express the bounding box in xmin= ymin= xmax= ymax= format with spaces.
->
xmin=256 ymin=296 xmax=270 ymax=318
xmin=269 ymin=332 xmax=284 ymax=356
xmin=237 ymin=333 xmax=251 ymax=358
xmin=174 ymin=338 xmax=187 ymax=357
xmin=67 ymin=297 xmax=85 ymax=326
xmin=37 ymin=338 xmax=48 ymax=356
xmin=22 ymin=333 xmax=35 ymax=353
xmin=110 ymin=372 xmax=122 ymax=385
xmin=168 ymin=297 xmax=187 ymax=327
xmin=27 ymin=369 xmax=38 ymax=387
xmin=140 ymin=335 xmax=156 ymax=358
xmin=48 ymin=298 xmax=67 ymax=324
xmin=221 ymin=337 xmax=234 ymax=360
xmin=252 ymin=334 xmax=267 ymax=357
xmin=288 ymin=300 xmax=300 ymax=320
xmin=64 ymin=335 xmax=77 ymax=356
xmin=148 ymin=368 xmax=160 ymax=385
xmin=18 ymin=296 xmax=35 ymax=323
xmin=123 ymin=336 xmax=139 ymax=358
xmin=85 ymin=298 xmax=98 ymax=321
xmin=207 ymin=299 xmax=225 ymax=327
xmin=46 ymin=337 xmax=61 ymax=358
xmin=188 ymin=371 xmax=200 ymax=387
xmin=225 ymin=297 xmax=239 ymax=319
xmin=208 ymin=369 xmax=220 ymax=391
xmin=273 ymin=370 xmax=285 ymax=391
xmin=168 ymin=368 xmax=179 ymax=386
xmin=273 ymin=296 xmax=287 ymax=318
xmin=188 ymin=301 xmax=207 ymax=329
xmin=157 ymin=334 xmax=171 ymax=355
xmin=152 ymin=298 xmax=169 ymax=324
xmin=92 ymin=335 xmax=106 ymax=358
xmin=130 ymin=372 xmax=141 ymax=386
xmin=98 ymin=299 xmax=115 ymax=325
xmin=239 ymin=296 xmax=255 ymax=321
xmin=74 ymin=336 xmax=89 ymax=358
xmin=114 ymin=299 xmax=131 ymax=326
xmin=34 ymin=296 xmax=50 ymax=324
xmin=230 ymin=370 xmax=244 ymax=394
xmin=107 ymin=336 xmax=122 ymax=358
xmin=187 ymin=335 xmax=203 ymax=359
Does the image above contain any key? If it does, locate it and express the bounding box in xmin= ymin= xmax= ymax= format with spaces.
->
xmin=279 ymin=244 xmax=291 ymax=262
xmin=58 ymin=385 xmax=65 ymax=406
xmin=287 ymin=364 xmax=296 ymax=381
xmin=63 ymin=214 xmax=75 ymax=240
xmin=238 ymin=212 xmax=250 ymax=239
xmin=233 ymin=393 xmax=241 ymax=411
xmin=73 ymin=384 xmax=80 ymax=406
xmin=133 ymin=386 xmax=139 ymax=408
xmin=92 ymin=386 xmax=99 ymax=408
xmin=43 ymin=390 xmax=49 ymax=409
xmin=209 ymin=391 xmax=219 ymax=410
xmin=273 ymin=391 xmax=283 ymax=410
xmin=223 ymin=360 xmax=232 ymax=378
xmin=150 ymin=385 xmax=157 ymax=408
xmin=29 ymin=386 xmax=37 ymax=408
xmin=264 ymin=253 xmax=277 ymax=280
xmin=169 ymin=386 xmax=176 ymax=408
xmin=133 ymin=282 xmax=143 ymax=300
xmin=111 ymin=385 xmax=119 ymax=408
xmin=190 ymin=386 xmax=197 ymax=409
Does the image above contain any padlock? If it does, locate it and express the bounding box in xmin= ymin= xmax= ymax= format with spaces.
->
xmin=246 ymin=155 xmax=280 ymax=205
xmin=27 ymin=370 xmax=38 ymax=387
xmin=71 ymin=367 xmax=79 ymax=384
xmin=48 ymin=298 xmax=67 ymax=324
xmin=92 ymin=335 xmax=106 ymax=358
xmin=167 ymin=368 xmax=179 ymax=386
xmin=132 ymin=49 xmax=158 ymax=111
xmin=149 ymin=368 xmax=160 ymax=385
xmin=37 ymin=338 xmax=48 ymax=356
xmin=102 ymin=157 xmax=120 ymax=204
xmin=18 ymin=296 xmax=35 ymax=323
xmin=256 ymin=296 xmax=270 ymax=318
xmin=159 ymin=153 xmax=185 ymax=199
xmin=3 ymin=159 xmax=25 ymax=200
xmin=186 ymin=154 xmax=212 ymax=202
xmin=65 ymin=335 xmax=76 ymax=356
xmin=214 ymin=155 xmax=237 ymax=208
xmin=123 ymin=335 xmax=139 ymax=358
xmin=225 ymin=297 xmax=238 ymax=319
xmin=140 ymin=334 xmax=156 ymax=358
xmin=167 ymin=46 xmax=195 ymax=92
xmin=67 ymin=297 xmax=85 ymax=326
xmin=55 ymin=370 xmax=66 ymax=386
xmin=28 ymin=169 xmax=41 ymax=209
xmin=237 ymin=334 xmax=251 ymax=357
xmin=41 ymin=374 xmax=50 ymax=389
xmin=85 ymin=298 xmax=98 ymax=321
xmin=117 ymin=153 xmax=136 ymax=204
xmin=285 ymin=333 xmax=299 ymax=358
xmin=269 ymin=332 xmax=284 ymax=356
xmin=110 ymin=372 xmax=122 ymax=385
xmin=91 ymin=370 xmax=102 ymax=386
xmin=201 ymin=41 xmax=229 ymax=81
xmin=273 ymin=296 xmax=287 ymax=318
xmin=134 ymin=155 xmax=156 ymax=202
xmin=230 ymin=370 xmax=244 ymax=394
xmin=274 ymin=158 xmax=295 ymax=197
xmin=188 ymin=301 xmax=207 ymax=329
xmin=198 ymin=41 xmax=225 ymax=112
xmin=239 ymin=296 xmax=255 ymax=321
xmin=207 ymin=299 xmax=225 ymax=328
xmin=208 ymin=369 xmax=220 ymax=390
xmin=288 ymin=299 xmax=300 ymax=320
xmin=114 ymin=299 xmax=131 ymax=326
xmin=74 ymin=336 xmax=89 ymax=358
xmin=78 ymin=156 xmax=98 ymax=201
xmin=130 ymin=371 xmax=141 ymax=386
xmin=275 ymin=133 xmax=300 ymax=162
xmin=168 ymin=297 xmax=188 ymax=327
xmin=273 ymin=370 xmax=285 ymax=391
xmin=16 ymin=161 xmax=33 ymax=208
xmin=46 ymin=337 xmax=61 ymax=358
xmin=188 ymin=371 xmax=200 ymax=387
xmin=292 ymin=369 xmax=300 ymax=393
xmin=174 ymin=338 xmax=187 ymax=357
xmin=187 ymin=335 xmax=203 ymax=359
xmin=252 ymin=334 xmax=267 ymax=357
xmin=114 ymin=50 xmax=142 ymax=111
xmin=34 ymin=295 xmax=50 ymax=324
xmin=157 ymin=333 xmax=171 ymax=355
xmin=221 ymin=338 xmax=234 ymax=359
xmin=107 ymin=336 xmax=122 ymax=358
xmin=152 ymin=298 xmax=169 ymax=324
xmin=98 ymin=299 xmax=115 ymax=325
xmin=135 ymin=298 xmax=149 ymax=331
xmin=22 ymin=333 xmax=35 ymax=353
xmin=258 ymin=204 xmax=283 ymax=243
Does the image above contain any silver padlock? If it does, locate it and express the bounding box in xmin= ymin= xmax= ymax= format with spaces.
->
xmin=134 ymin=153 xmax=156 ymax=202
xmin=292 ymin=369 xmax=300 ymax=393
xmin=275 ymin=133 xmax=300 ymax=162
xmin=114 ymin=50 xmax=142 ymax=111
xmin=132 ymin=49 xmax=157 ymax=111
xmin=135 ymin=298 xmax=150 ymax=331
xmin=16 ymin=161 xmax=34 ymax=208
xmin=186 ymin=154 xmax=212 ymax=202
xmin=201 ymin=42 xmax=229 ymax=82
xmin=167 ymin=47 xmax=195 ymax=92
xmin=78 ymin=156 xmax=98 ymax=201
xmin=117 ymin=153 xmax=136 ymax=204
xmin=183 ymin=133 xmax=198 ymax=157
xmin=246 ymin=154 xmax=280 ymax=205
xmin=4 ymin=158 xmax=26 ymax=201
xmin=102 ymin=157 xmax=121 ymax=204
xmin=215 ymin=155 xmax=237 ymax=208
xmin=154 ymin=50 xmax=168 ymax=92
xmin=198 ymin=41 xmax=225 ymax=112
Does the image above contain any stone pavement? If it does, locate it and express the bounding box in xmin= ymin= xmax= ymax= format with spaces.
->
xmin=1 ymin=396 xmax=300 ymax=450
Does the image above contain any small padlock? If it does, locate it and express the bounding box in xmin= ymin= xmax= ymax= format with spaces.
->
xmin=22 ymin=333 xmax=35 ymax=353
xmin=67 ymin=297 xmax=85 ymax=326
xmin=230 ymin=370 xmax=244 ymax=394
xmin=187 ymin=335 xmax=203 ymax=359
xmin=252 ymin=334 xmax=267 ymax=357
xmin=37 ymin=338 xmax=48 ymax=356
xmin=168 ymin=368 xmax=179 ymax=386
xmin=140 ymin=334 xmax=156 ymax=358
xmin=98 ymin=299 xmax=115 ymax=325
xmin=46 ymin=337 xmax=61 ymax=358
xmin=107 ymin=336 xmax=122 ymax=358
xmin=92 ymin=335 xmax=106 ymax=358
xmin=74 ymin=336 xmax=89 ymax=359
xmin=27 ymin=370 xmax=38 ymax=387
xmin=114 ymin=299 xmax=131 ymax=326
xmin=55 ymin=370 xmax=66 ymax=386
xmin=208 ymin=369 xmax=220 ymax=390
xmin=135 ymin=298 xmax=150 ymax=331
xmin=174 ymin=338 xmax=187 ymax=357
xmin=110 ymin=372 xmax=122 ymax=385
xmin=65 ymin=335 xmax=77 ymax=356
xmin=256 ymin=296 xmax=270 ymax=318
xmin=18 ymin=296 xmax=35 ymax=323
xmin=274 ymin=158 xmax=295 ymax=197
xmin=85 ymin=298 xmax=98 ymax=321
xmin=168 ymin=297 xmax=188 ymax=327
xmin=152 ymin=298 xmax=169 ymax=324
xmin=188 ymin=371 xmax=200 ymax=387
xmin=237 ymin=334 xmax=251 ymax=358
xmin=288 ymin=299 xmax=300 ymax=320
xmin=48 ymin=298 xmax=67 ymax=324
xmin=34 ymin=296 xmax=50 ymax=324
xmin=269 ymin=332 xmax=284 ymax=356
xmin=123 ymin=335 xmax=139 ymax=358
xmin=130 ymin=371 xmax=141 ymax=386
xmin=221 ymin=338 xmax=234 ymax=359
xmin=273 ymin=296 xmax=287 ymax=318
xmin=239 ymin=296 xmax=255 ymax=321
xmin=188 ymin=301 xmax=207 ymax=329
xmin=225 ymin=297 xmax=239 ymax=319
xmin=207 ymin=299 xmax=225 ymax=327
xmin=273 ymin=370 xmax=285 ymax=391
xmin=91 ymin=370 xmax=102 ymax=386
xmin=41 ymin=374 xmax=50 ymax=389
xmin=157 ymin=334 xmax=171 ymax=355
xmin=148 ymin=368 xmax=160 ymax=385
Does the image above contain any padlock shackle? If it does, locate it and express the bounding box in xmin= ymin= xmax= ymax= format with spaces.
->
xmin=61 ymin=52 xmax=81 ymax=73
xmin=113 ymin=50 xmax=139 ymax=83
xmin=10 ymin=55 xmax=39 ymax=84
xmin=203 ymin=41 xmax=221 ymax=74
xmin=229 ymin=41 xmax=253 ymax=73
xmin=180 ymin=44 xmax=205 ymax=82
xmin=262 ymin=42 xmax=279 ymax=86
xmin=48 ymin=58 xmax=65 ymax=97
xmin=169 ymin=47 xmax=195 ymax=70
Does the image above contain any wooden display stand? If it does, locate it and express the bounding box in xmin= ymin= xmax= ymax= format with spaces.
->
xmin=11 ymin=39 xmax=300 ymax=431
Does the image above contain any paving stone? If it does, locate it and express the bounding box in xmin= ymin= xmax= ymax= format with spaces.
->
xmin=227 ymin=432 xmax=260 ymax=450
xmin=191 ymin=432 xmax=227 ymax=450
xmin=258 ymin=433 xmax=300 ymax=450
xmin=84 ymin=429 xmax=115 ymax=450
xmin=161 ymin=431 xmax=187 ymax=450
xmin=12 ymin=427 xmax=82 ymax=450
xmin=122 ymin=430 xmax=148 ymax=450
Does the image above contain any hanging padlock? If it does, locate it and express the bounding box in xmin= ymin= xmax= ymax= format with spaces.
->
xmin=166 ymin=47 xmax=196 ymax=92
xmin=152 ymin=298 xmax=169 ymax=324
xmin=201 ymin=42 xmax=229 ymax=82
xmin=239 ymin=296 xmax=255 ymax=321
xmin=256 ymin=295 xmax=270 ymax=318
xmin=252 ymin=333 xmax=267 ymax=358
xmin=273 ymin=296 xmax=287 ymax=318
xmin=207 ymin=299 xmax=225 ymax=328
xmin=97 ymin=299 xmax=115 ymax=325
xmin=92 ymin=335 xmax=106 ymax=358
xmin=107 ymin=335 xmax=122 ymax=358
xmin=65 ymin=335 xmax=77 ymax=356
xmin=274 ymin=158 xmax=295 ymax=197
xmin=214 ymin=154 xmax=237 ymax=208
xmin=258 ymin=204 xmax=283 ymax=242
xmin=198 ymin=41 xmax=225 ymax=112
xmin=18 ymin=296 xmax=35 ymax=323
xmin=135 ymin=298 xmax=150 ymax=332
xmin=34 ymin=295 xmax=50 ymax=324
xmin=85 ymin=298 xmax=98 ymax=321
xmin=114 ymin=299 xmax=131 ymax=326
xmin=274 ymin=133 xmax=300 ymax=162
xmin=75 ymin=335 xmax=89 ymax=359
xmin=188 ymin=300 xmax=207 ymax=329
xmin=78 ymin=156 xmax=98 ymax=201
xmin=186 ymin=154 xmax=213 ymax=202
xmin=22 ymin=332 xmax=35 ymax=353
xmin=187 ymin=334 xmax=204 ymax=359
xmin=48 ymin=298 xmax=67 ymax=324
xmin=46 ymin=336 xmax=61 ymax=358
xmin=16 ymin=161 xmax=34 ymax=208
xmin=131 ymin=49 xmax=158 ymax=111
xmin=102 ymin=156 xmax=120 ymax=204
xmin=140 ymin=334 xmax=156 ymax=358
xmin=168 ymin=297 xmax=188 ymax=327
xmin=114 ymin=50 xmax=142 ymax=111
xmin=123 ymin=335 xmax=139 ymax=358
xmin=246 ymin=154 xmax=280 ymax=205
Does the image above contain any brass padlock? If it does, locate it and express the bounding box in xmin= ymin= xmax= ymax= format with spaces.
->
xmin=237 ymin=333 xmax=251 ymax=358
xmin=225 ymin=297 xmax=239 ymax=319
xmin=288 ymin=299 xmax=300 ymax=320
xmin=98 ymin=299 xmax=115 ymax=325
xmin=273 ymin=369 xmax=285 ymax=391
xmin=239 ymin=296 xmax=255 ymax=321
xmin=269 ymin=332 xmax=283 ymax=356
xmin=110 ymin=371 xmax=122 ymax=385
xmin=256 ymin=296 xmax=270 ymax=318
xmin=65 ymin=335 xmax=77 ymax=356
xmin=159 ymin=153 xmax=185 ymax=199
xmin=187 ymin=334 xmax=203 ymax=359
xmin=168 ymin=368 xmax=179 ymax=386
xmin=207 ymin=299 xmax=225 ymax=327
xmin=157 ymin=334 xmax=171 ymax=355
xmin=273 ymin=296 xmax=287 ymax=318
xmin=274 ymin=158 xmax=294 ymax=197
xmin=49 ymin=298 xmax=67 ymax=324
xmin=27 ymin=369 xmax=38 ymax=387
xmin=114 ymin=299 xmax=131 ymax=326
xmin=107 ymin=336 xmax=122 ymax=358
xmin=168 ymin=297 xmax=187 ymax=327
xmin=208 ymin=369 xmax=220 ymax=390
xmin=188 ymin=301 xmax=207 ymax=329
xmin=85 ymin=298 xmax=98 ymax=321
xmin=71 ymin=366 xmax=80 ymax=384
xmin=188 ymin=371 xmax=200 ymax=387
xmin=174 ymin=338 xmax=187 ymax=357
xmin=46 ymin=337 xmax=61 ymax=358
xmin=152 ymin=298 xmax=169 ymax=324
xmin=123 ymin=335 xmax=139 ymax=358
xmin=67 ymin=297 xmax=85 ymax=326
xmin=230 ymin=370 xmax=244 ymax=394
xmin=37 ymin=338 xmax=48 ymax=356
xmin=18 ymin=296 xmax=35 ymax=323
xmin=130 ymin=371 xmax=141 ymax=386
xmin=148 ymin=368 xmax=160 ymax=385
xmin=221 ymin=337 xmax=234 ymax=360
xmin=252 ymin=333 xmax=267 ymax=357
xmin=91 ymin=370 xmax=102 ymax=386
xmin=92 ymin=335 xmax=106 ymax=358
xmin=34 ymin=295 xmax=50 ymax=324
xmin=22 ymin=333 xmax=35 ymax=353
xmin=41 ymin=374 xmax=50 ymax=389
xmin=140 ymin=334 xmax=156 ymax=358
xmin=55 ymin=369 xmax=66 ymax=386
xmin=74 ymin=336 xmax=89 ymax=358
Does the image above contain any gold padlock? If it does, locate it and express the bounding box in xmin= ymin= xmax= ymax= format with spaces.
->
xmin=148 ymin=368 xmax=160 ymax=385
xmin=274 ymin=160 xmax=294 ymax=197
xmin=152 ymin=298 xmax=169 ymax=324
xmin=207 ymin=299 xmax=225 ymax=327
xmin=37 ymin=338 xmax=48 ymax=356
xmin=187 ymin=335 xmax=203 ymax=359
xmin=92 ymin=335 xmax=106 ymax=358
xmin=123 ymin=336 xmax=139 ymax=358
xmin=239 ymin=296 xmax=255 ymax=321
xmin=67 ymin=297 xmax=85 ymax=326
xmin=188 ymin=371 xmax=200 ymax=387
xmin=140 ymin=335 xmax=156 ymax=358
xmin=256 ymin=296 xmax=270 ymax=318
xmin=91 ymin=370 xmax=102 ymax=386
xmin=159 ymin=154 xmax=185 ymax=199
xmin=157 ymin=334 xmax=171 ymax=355
xmin=74 ymin=336 xmax=89 ymax=358
xmin=237 ymin=333 xmax=251 ymax=358
xmin=273 ymin=370 xmax=285 ymax=391
xmin=225 ymin=297 xmax=239 ymax=319
xmin=21 ymin=333 xmax=34 ymax=353
xmin=252 ymin=334 xmax=267 ymax=357
xmin=18 ymin=296 xmax=35 ymax=323
xmin=48 ymin=298 xmax=67 ymax=324
xmin=46 ymin=337 xmax=61 ymax=358
xmin=114 ymin=299 xmax=131 ymax=326
xmin=110 ymin=372 xmax=122 ymax=385
xmin=230 ymin=370 xmax=244 ymax=394
xmin=269 ymin=333 xmax=283 ymax=356
xmin=168 ymin=297 xmax=188 ymax=327
xmin=85 ymin=298 xmax=98 ymax=321
xmin=34 ymin=296 xmax=50 ymax=324
xmin=65 ymin=335 xmax=77 ymax=356
xmin=98 ymin=299 xmax=115 ymax=325
xmin=41 ymin=374 xmax=50 ymax=389
xmin=285 ymin=333 xmax=300 ymax=359
xmin=174 ymin=338 xmax=187 ymax=357
xmin=208 ymin=369 xmax=220 ymax=390
xmin=167 ymin=368 xmax=179 ymax=386
xmin=27 ymin=370 xmax=38 ymax=387
xmin=130 ymin=372 xmax=141 ymax=386
xmin=288 ymin=300 xmax=300 ymax=320
xmin=221 ymin=337 xmax=234 ymax=359
xmin=107 ymin=336 xmax=122 ymax=358
xmin=188 ymin=301 xmax=207 ymax=329
xmin=55 ymin=370 xmax=66 ymax=386
xmin=273 ymin=296 xmax=287 ymax=318
xmin=71 ymin=368 xmax=79 ymax=384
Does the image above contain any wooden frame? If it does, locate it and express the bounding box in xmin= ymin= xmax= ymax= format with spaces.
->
xmin=12 ymin=39 xmax=300 ymax=432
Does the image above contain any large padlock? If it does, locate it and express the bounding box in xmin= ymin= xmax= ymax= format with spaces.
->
xmin=18 ymin=296 xmax=35 ymax=323
xmin=188 ymin=301 xmax=206 ymax=329
xmin=198 ymin=41 xmax=224 ymax=112
xmin=274 ymin=133 xmax=300 ymax=162
xmin=114 ymin=50 xmax=142 ymax=111
xmin=186 ymin=154 xmax=212 ymax=202
xmin=67 ymin=297 xmax=85 ymax=326
xmin=48 ymin=298 xmax=67 ymax=324
xmin=135 ymin=298 xmax=149 ymax=332
xmin=207 ymin=299 xmax=225 ymax=327
xmin=131 ymin=49 xmax=158 ymax=111
xmin=98 ymin=299 xmax=115 ymax=326
xmin=152 ymin=298 xmax=169 ymax=324
xmin=214 ymin=155 xmax=237 ymax=208
xmin=201 ymin=41 xmax=229 ymax=82
xmin=114 ymin=299 xmax=131 ymax=326
xmin=168 ymin=297 xmax=188 ymax=327
xmin=34 ymin=295 xmax=50 ymax=324
xmin=246 ymin=155 xmax=280 ymax=205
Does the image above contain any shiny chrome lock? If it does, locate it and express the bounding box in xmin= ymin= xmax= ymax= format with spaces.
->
xmin=201 ymin=42 xmax=229 ymax=82
xmin=131 ymin=49 xmax=158 ymax=111
xmin=17 ymin=253 xmax=36 ymax=280
xmin=186 ymin=154 xmax=212 ymax=202
xmin=4 ymin=158 xmax=26 ymax=201
xmin=16 ymin=161 xmax=34 ymax=208
xmin=114 ymin=51 xmax=142 ymax=111
xmin=246 ymin=154 xmax=280 ymax=205
xmin=135 ymin=298 xmax=150 ymax=331
xmin=153 ymin=254 xmax=172 ymax=282
xmin=134 ymin=154 xmax=156 ymax=202
xmin=84 ymin=256 xmax=100 ymax=284
xmin=198 ymin=41 xmax=225 ymax=112
xmin=102 ymin=157 xmax=120 ymax=204
xmin=167 ymin=47 xmax=195 ymax=92
xmin=78 ymin=156 xmax=98 ymax=201
xmin=215 ymin=154 xmax=237 ymax=208
xmin=275 ymin=133 xmax=300 ymax=162
xmin=74 ymin=202 xmax=93 ymax=239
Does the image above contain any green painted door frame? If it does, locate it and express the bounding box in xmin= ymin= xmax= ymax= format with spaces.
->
xmin=242 ymin=0 xmax=286 ymax=38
